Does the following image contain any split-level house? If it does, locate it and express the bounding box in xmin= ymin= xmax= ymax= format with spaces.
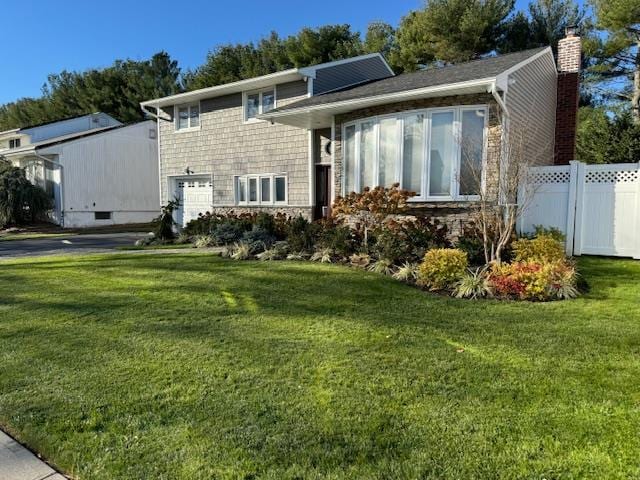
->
xmin=0 ymin=113 xmax=159 ymax=228
xmin=142 ymin=30 xmax=581 ymax=234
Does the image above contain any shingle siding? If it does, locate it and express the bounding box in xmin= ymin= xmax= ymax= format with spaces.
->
xmin=158 ymin=80 xmax=311 ymax=213
xmin=504 ymin=52 xmax=557 ymax=166
xmin=313 ymin=56 xmax=393 ymax=95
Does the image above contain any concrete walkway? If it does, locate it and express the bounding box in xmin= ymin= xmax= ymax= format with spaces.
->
xmin=0 ymin=430 xmax=66 ymax=479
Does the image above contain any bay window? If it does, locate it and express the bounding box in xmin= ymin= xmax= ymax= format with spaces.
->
xmin=342 ymin=106 xmax=487 ymax=200
xmin=235 ymin=174 xmax=287 ymax=205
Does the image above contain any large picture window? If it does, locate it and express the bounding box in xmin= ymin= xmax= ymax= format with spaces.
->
xmin=342 ymin=106 xmax=487 ymax=200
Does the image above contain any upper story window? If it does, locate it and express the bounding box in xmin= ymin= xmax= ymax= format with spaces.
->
xmin=244 ymin=88 xmax=276 ymax=122
xmin=175 ymin=103 xmax=200 ymax=131
xmin=9 ymin=138 xmax=21 ymax=149
xmin=343 ymin=106 xmax=487 ymax=201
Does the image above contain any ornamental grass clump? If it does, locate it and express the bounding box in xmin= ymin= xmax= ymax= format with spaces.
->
xmin=454 ymin=267 xmax=492 ymax=299
xmin=417 ymin=249 xmax=468 ymax=291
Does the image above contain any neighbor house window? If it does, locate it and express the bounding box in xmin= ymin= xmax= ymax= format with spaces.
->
xmin=176 ymin=103 xmax=200 ymax=130
xmin=342 ymin=106 xmax=487 ymax=200
xmin=9 ymin=138 xmax=20 ymax=149
xmin=235 ymin=174 xmax=287 ymax=205
xmin=94 ymin=212 xmax=112 ymax=220
xmin=244 ymin=88 xmax=276 ymax=121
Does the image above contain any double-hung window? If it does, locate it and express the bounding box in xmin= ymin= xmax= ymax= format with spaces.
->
xmin=235 ymin=174 xmax=287 ymax=205
xmin=244 ymin=88 xmax=276 ymax=122
xmin=9 ymin=138 xmax=21 ymax=149
xmin=176 ymin=103 xmax=200 ymax=130
xmin=342 ymin=106 xmax=487 ymax=200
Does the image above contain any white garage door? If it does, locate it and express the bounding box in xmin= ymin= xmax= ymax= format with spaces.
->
xmin=175 ymin=177 xmax=213 ymax=227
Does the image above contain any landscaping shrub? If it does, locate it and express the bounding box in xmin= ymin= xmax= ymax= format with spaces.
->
xmin=455 ymin=223 xmax=486 ymax=265
xmin=512 ymin=234 xmax=566 ymax=263
xmin=0 ymin=159 xmax=52 ymax=228
xmin=317 ymin=222 xmax=356 ymax=258
xmin=212 ymin=221 xmax=245 ymax=245
xmin=417 ymin=248 xmax=468 ymax=291
xmin=372 ymin=217 xmax=449 ymax=264
xmin=242 ymin=226 xmax=276 ymax=253
xmin=532 ymin=225 xmax=566 ymax=242
xmin=286 ymin=216 xmax=318 ymax=252
xmin=488 ymin=260 xmax=578 ymax=301
xmin=153 ymin=198 xmax=180 ymax=241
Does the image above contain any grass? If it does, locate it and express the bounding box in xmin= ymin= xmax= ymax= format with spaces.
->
xmin=0 ymin=232 xmax=76 ymax=241
xmin=0 ymin=254 xmax=638 ymax=479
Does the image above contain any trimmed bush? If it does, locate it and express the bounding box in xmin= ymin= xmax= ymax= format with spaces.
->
xmin=488 ymin=260 xmax=578 ymax=301
xmin=512 ymin=234 xmax=566 ymax=263
xmin=242 ymin=227 xmax=276 ymax=253
xmin=286 ymin=216 xmax=317 ymax=252
xmin=212 ymin=222 xmax=245 ymax=245
xmin=417 ymin=248 xmax=468 ymax=291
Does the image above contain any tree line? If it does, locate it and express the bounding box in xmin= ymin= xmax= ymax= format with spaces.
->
xmin=0 ymin=0 xmax=637 ymax=163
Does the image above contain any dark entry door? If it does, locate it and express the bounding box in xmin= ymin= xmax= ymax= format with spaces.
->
xmin=314 ymin=165 xmax=331 ymax=220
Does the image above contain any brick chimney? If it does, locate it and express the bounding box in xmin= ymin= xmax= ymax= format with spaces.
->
xmin=554 ymin=26 xmax=581 ymax=165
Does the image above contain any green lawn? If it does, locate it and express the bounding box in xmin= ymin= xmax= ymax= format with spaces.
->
xmin=0 ymin=254 xmax=638 ymax=479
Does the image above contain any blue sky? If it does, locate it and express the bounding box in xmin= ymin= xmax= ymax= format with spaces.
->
xmin=0 ymin=0 xmax=566 ymax=105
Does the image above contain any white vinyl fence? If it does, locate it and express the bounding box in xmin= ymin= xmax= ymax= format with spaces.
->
xmin=519 ymin=161 xmax=640 ymax=259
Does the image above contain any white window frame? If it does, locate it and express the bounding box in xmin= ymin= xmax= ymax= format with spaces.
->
xmin=243 ymin=86 xmax=277 ymax=123
xmin=9 ymin=138 xmax=21 ymax=149
xmin=342 ymin=105 xmax=488 ymax=202
xmin=174 ymin=102 xmax=201 ymax=131
xmin=234 ymin=173 xmax=288 ymax=205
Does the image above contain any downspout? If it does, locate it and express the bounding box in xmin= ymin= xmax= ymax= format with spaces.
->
xmin=33 ymin=152 xmax=65 ymax=227
xmin=489 ymin=82 xmax=511 ymax=208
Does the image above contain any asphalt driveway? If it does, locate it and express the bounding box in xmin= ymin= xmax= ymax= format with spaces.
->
xmin=0 ymin=233 xmax=149 ymax=259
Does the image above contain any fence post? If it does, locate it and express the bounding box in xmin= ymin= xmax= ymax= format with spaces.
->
xmin=634 ymin=162 xmax=640 ymax=260
xmin=565 ymin=161 xmax=580 ymax=256
xmin=572 ymin=161 xmax=586 ymax=256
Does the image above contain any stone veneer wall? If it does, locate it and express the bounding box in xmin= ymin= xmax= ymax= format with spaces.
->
xmin=158 ymin=80 xmax=311 ymax=212
xmin=333 ymin=93 xmax=503 ymax=237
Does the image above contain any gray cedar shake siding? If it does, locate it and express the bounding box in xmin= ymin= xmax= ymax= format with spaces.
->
xmin=502 ymin=50 xmax=557 ymax=167
xmin=158 ymin=80 xmax=311 ymax=215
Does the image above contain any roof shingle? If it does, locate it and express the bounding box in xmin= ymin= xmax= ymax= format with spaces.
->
xmin=269 ymin=47 xmax=548 ymax=113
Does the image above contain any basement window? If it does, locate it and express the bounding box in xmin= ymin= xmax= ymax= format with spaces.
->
xmin=94 ymin=211 xmax=112 ymax=220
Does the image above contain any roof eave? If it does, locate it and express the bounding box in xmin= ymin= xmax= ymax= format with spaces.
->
xmin=140 ymin=69 xmax=305 ymax=109
xmin=259 ymin=77 xmax=497 ymax=129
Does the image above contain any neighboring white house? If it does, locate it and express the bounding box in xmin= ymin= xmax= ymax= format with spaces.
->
xmin=0 ymin=113 xmax=159 ymax=228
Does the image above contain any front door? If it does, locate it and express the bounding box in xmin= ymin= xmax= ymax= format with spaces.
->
xmin=314 ymin=165 xmax=331 ymax=220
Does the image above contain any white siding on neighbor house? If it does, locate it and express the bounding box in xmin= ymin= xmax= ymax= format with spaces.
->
xmin=504 ymin=51 xmax=558 ymax=166
xmin=38 ymin=121 xmax=159 ymax=227
xmin=24 ymin=113 xmax=122 ymax=143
